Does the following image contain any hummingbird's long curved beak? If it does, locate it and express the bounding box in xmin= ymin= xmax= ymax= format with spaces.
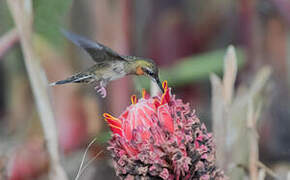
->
xmin=154 ymin=76 xmax=164 ymax=93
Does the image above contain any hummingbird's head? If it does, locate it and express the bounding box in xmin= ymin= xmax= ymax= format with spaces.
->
xmin=133 ymin=58 xmax=164 ymax=93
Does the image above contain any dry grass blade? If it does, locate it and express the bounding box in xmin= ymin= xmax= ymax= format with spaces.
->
xmin=210 ymin=73 xmax=223 ymax=98
xmin=222 ymin=45 xmax=237 ymax=105
xmin=210 ymin=73 xmax=223 ymax=123
xmin=248 ymin=66 xmax=272 ymax=98
xmin=257 ymin=161 xmax=278 ymax=179
xmin=210 ymin=73 xmax=227 ymax=168
xmin=257 ymin=169 xmax=266 ymax=180
xmin=76 ymin=150 xmax=103 ymax=180
xmin=75 ymin=137 xmax=97 ymax=180
xmin=6 ymin=0 xmax=67 ymax=179
xmin=247 ymin=99 xmax=259 ymax=180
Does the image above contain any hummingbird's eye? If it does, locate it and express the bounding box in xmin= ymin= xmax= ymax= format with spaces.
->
xmin=142 ymin=67 xmax=154 ymax=76
xmin=146 ymin=70 xmax=154 ymax=76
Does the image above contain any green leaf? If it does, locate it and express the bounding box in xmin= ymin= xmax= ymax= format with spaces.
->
xmin=0 ymin=1 xmax=14 ymax=33
xmin=95 ymin=131 xmax=112 ymax=144
xmin=33 ymin=0 xmax=73 ymax=49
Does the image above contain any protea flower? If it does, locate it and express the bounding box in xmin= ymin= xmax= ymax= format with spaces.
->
xmin=104 ymin=81 xmax=225 ymax=180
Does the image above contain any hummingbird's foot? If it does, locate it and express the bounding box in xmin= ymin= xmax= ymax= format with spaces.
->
xmin=95 ymin=86 xmax=107 ymax=98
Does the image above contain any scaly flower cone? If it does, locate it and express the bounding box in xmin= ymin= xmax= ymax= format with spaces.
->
xmin=104 ymin=81 xmax=226 ymax=180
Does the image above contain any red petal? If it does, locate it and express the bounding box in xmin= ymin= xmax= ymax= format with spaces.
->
xmin=103 ymin=113 xmax=123 ymax=136
xmin=108 ymin=124 xmax=123 ymax=137
xmin=122 ymin=143 xmax=138 ymax=156
xmin=154 ymin=99 xmax=161 ymax=109
xmin=157 ymin=104 xmax=174 ymax=133
xmin=123 ymin=118 xmax=133 ymax=141
xmin=120 ymin=110 xmax=129 ymax=120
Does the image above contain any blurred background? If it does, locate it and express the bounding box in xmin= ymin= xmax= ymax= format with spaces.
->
xmin=0 ymin=0 xmax=290 ymax=179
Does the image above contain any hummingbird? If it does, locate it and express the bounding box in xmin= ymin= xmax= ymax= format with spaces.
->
xmin=50 ymin=30 xmax=164 ymax=98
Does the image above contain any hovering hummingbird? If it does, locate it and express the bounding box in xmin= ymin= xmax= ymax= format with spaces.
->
xmin=50 ymin=30 xmax=164 ymax=98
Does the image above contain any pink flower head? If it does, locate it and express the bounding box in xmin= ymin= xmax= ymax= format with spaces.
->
xmin=104 ymin=81 xmax=225 ymax=179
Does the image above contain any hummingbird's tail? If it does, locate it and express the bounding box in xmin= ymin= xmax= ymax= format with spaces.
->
xmin=49 ymin=79 xmax=73 ymax=86
xmin=49 ymin=73 xmax=94 ymax=86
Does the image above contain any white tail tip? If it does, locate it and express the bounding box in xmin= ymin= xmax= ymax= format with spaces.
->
xmin=49 ymin=82 xmax=57 ymax=86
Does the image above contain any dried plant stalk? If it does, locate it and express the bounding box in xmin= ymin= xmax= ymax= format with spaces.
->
xmin=210 ymin=73 xmax=227 ymax=168
xmin=6 ymin=0 xmax=67 ymax=179
xmin=247 ymin=99 xmax=260 ymax=180
xmin=222 ymin=45 xmax=237 ymax=105
xmin=257 ymin=161 xmax=278 ymax=179
xmin=211 ymin=46 xmax=272 ymax=179
xmin=257 ymin=169 xmax=266 ymax=180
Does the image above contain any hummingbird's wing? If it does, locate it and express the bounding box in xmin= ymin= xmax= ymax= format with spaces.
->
xmin=62 ymin=29 xmax=127 ymax=62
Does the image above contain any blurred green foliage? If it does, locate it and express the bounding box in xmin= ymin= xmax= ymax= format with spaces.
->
xmin=96 ymin=132 xmax=112 ymax=144
xmin=0 ymin=1 xmax=14 ymax=33
xmin=33 ymin=0 xmax=73 ymax=49
xmin=134 ymin=47 xmax=245 ymax=89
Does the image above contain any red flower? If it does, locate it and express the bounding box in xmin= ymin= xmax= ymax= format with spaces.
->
xmin=104 ymin=81 xmax=225 ymax=180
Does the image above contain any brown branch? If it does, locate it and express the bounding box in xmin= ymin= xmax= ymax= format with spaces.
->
xmin=0 ymin=28 xmax=19 ymax=59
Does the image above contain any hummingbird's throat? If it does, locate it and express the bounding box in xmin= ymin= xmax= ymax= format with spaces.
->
xmin=136 ymin=66 xmax=144 ymax=75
